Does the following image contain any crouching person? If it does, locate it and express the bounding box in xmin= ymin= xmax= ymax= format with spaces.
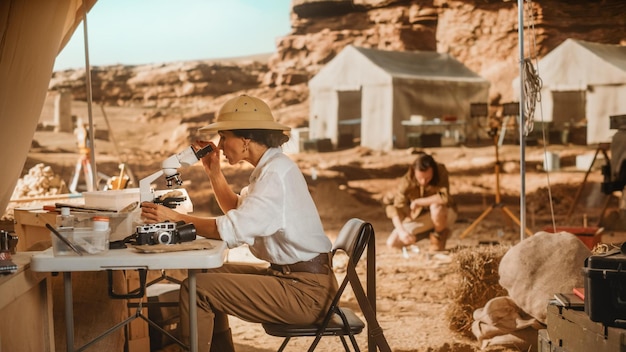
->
xmin=385 ymin=152 xmax=457 ymax=252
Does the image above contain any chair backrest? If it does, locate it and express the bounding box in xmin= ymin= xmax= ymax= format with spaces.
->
xmin=332 ymin=218 xmax=372 ymax=267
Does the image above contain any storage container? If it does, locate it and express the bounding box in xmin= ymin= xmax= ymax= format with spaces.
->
xmin=583 ymin=249 xmax=626 ymax=326
xmin=51 ymin=227 xmax=110 ymax=256
xmin=83 ymin=188 xmax=140 ymax=212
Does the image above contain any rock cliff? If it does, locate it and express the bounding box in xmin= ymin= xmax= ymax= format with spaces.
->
xmin=268 ymin=0 xmax=626 ymax=101
xmin=49 ymin=0 xmax=625 ymax=118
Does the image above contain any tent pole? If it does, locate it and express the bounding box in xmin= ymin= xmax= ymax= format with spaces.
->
xmin=82 ymin=1 xmax=97 ymax=191
xmin=517 ymin=0 xmax=527 ymax=241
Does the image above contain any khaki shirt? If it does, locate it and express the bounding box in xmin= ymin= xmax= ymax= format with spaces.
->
xmin=385 ymin=163 xmax=456 ymax=220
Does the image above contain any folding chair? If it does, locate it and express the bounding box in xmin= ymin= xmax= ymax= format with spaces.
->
xmin=262 ymin=218 xmax=391 ymax=352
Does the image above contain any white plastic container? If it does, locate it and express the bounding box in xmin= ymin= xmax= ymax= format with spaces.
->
xmin=83 ymin=188 xmax=140 ymax=212
xmin=543 ymin=151 xmax=560 ymax=171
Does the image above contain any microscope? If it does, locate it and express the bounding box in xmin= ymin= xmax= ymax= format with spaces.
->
xmin=139 ymin=144 xmax=214 ymax=204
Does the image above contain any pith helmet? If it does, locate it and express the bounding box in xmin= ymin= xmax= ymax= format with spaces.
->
xmin=199 ymin=95 xmax=291 ymax=132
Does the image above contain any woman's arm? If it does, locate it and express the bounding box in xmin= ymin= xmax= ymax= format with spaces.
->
xmin=411 ymin=193 xmax=445 ymax=208
xmin=391 ymin=214 xmax=412 ymax=243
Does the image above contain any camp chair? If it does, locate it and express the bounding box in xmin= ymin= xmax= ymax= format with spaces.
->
xmin=262 ymin=218 xmax=391 ymax=352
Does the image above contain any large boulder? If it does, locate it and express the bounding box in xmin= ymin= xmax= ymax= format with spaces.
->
xmin=498 ymin=231 xmax=591 ymax=323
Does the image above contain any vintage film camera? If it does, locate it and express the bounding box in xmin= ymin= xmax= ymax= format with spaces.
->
xmin=134 ymin=221 xmax=197 ymax=245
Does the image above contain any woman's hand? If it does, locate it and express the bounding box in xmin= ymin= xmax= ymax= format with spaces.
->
xmin=195 ymin=140 xmax=220 ymax=176
xmin=140 ymin=202 xmax=180 ymax=223
xmin=410 ymin=198 xmax=425 ymax=210
xmin=397 ymin=228 xmax=415 ymax=245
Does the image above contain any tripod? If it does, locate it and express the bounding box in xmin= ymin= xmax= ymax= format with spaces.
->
xmin=460 ymin=128 xmax=534 ymax=239
xmin=69 ymin=119 xmax=95 ymax=193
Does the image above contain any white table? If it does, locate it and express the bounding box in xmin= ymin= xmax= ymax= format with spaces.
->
xmin=401 ymin=119 xmax=466 ymax=145
xmin=31 ymin=240 xmax=227 ymax=352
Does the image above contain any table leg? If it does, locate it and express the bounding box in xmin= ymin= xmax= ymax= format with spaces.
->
xmin=189 ymin=269 xmax=198 ymax=352
xmin=64 ymin=272 xmax=75 ymax=352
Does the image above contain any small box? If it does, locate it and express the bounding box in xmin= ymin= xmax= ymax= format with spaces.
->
xmin=543 ymin=151 xmax=560 ymax=171
xmin=83 ymin=188 xmax=140 ymax=211
xmin=583 ymin=249 xmax=626 ymax=326
xmin=51 ymin=227 xmax=110 ymax=256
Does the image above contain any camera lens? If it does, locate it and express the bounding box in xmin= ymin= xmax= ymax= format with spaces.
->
xmin=157 ymin=231 xmax=173 ymax=245
xmin=177 ymin=223 xmax=197 ymax=243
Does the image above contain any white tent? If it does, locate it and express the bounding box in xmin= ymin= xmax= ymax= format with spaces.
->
xmin=514 ymin=38 xmax=626 ymax=144
xmin=0 ymin=0 xmax=96 ymax=215
xmin=308 ymin=45 xmax=490 ymax=151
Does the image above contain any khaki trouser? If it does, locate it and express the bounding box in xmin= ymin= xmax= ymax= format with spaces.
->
xmin=179 ymin=261 xmax=338 ymax=352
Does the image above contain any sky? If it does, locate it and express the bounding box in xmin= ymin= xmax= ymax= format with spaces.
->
xmin=53 ymin=0 xmax=292 ymax=71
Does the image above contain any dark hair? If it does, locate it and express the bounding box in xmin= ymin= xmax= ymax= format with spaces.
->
xmin=411 ymin=152 xmax=439 ymax=185
xmin=230 ymin=129 xmax=290 ymax=148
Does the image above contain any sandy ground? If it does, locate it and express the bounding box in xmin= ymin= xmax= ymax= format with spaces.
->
xmin=8 ymin=98 xmax=625 ymax=352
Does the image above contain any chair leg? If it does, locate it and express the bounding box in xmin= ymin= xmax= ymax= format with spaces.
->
xmin=307 ymin=335 xmax=323 ymax=352
xmin=346 ymin=333 xmax=361 ymax=352
xmin=277 ymin=336 xmax=291 ymax=352
xmin=339 ymin=336 xmax=351 ymax=351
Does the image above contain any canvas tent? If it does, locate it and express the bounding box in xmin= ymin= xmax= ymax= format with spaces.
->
xmin=514 ymin=38 xmax=626 ymax=144
xmin=308 ymin=45 xmax=490 ymax=151
xmin=0 ymin=0 xmax=97 ymax=215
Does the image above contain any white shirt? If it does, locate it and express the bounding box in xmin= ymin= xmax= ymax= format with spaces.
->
xmin=216 ymin=148 xmax=331 ymax=264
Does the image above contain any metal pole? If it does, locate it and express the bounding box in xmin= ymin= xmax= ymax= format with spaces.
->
xmin=518 ymin=0 xmax=527 ymax=241
xmin=83 ymin=1 xmax=98 ymax=191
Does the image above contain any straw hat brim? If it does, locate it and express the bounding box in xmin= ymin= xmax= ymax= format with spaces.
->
xmin=199 ymin=120 xmax=291 ymax=132
xmin=199 ymin=119 xmax=291 ymax=132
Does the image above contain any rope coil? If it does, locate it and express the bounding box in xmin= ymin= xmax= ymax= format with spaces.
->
xmin=522 ymin=58 xmax=541 ymax=136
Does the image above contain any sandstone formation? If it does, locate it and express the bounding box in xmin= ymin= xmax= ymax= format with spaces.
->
xmin=270 ymin=0 xmax=626 ymax=100
xmin=49 ymin=0 xmax=626 ymax=117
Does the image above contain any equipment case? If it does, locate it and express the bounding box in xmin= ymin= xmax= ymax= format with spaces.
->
xmin=583 ymin=249 xmax=626 ymax=326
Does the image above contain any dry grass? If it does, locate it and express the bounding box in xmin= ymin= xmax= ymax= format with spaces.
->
xmin=447 ymin=244 xmax=511 ymax=337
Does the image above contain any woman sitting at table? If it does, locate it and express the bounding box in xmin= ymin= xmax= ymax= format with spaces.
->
xmin=140 ymin=94 xmax=336 ymax=352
